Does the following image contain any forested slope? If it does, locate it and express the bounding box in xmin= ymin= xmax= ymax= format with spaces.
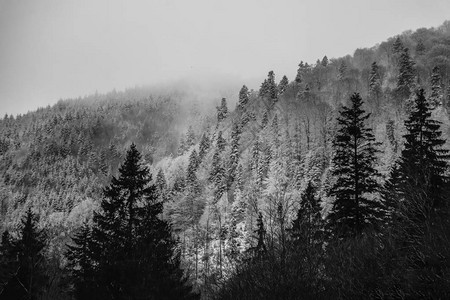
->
xmin=1 ymin=20 xmax=450 ymax=299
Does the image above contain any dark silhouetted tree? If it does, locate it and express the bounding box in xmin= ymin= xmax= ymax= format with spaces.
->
xmin=327 ymin=93 xmax=383 ymax=236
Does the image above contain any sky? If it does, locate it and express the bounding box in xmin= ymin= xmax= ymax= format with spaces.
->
xmin=0 ymin=0 xmax=449 ymax=115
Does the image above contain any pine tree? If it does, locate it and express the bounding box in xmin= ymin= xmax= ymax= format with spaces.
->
xmin=237 ymin=85 xmax=249 ymax=111
xmin=155 ymin=168 xmax=168 ymax=201
xmin=185 ymin=126 xmax=196 ymax=148
xmin=186 ymin=149 xmax=200 ymax=192
xmin=216 ymin=131 xmax=226 ymax=153
xmin=291 ymin=181 xmax=322 ymax=247
xmin=210 ymin=151 xmax=226 ymax=201
xmin=393 ymin=36 xmax=404 ymax=54
xmin=217 ymin=98 xmax=228 ymax=122
xmin=0 ymin=230 xmax=15 ymax=297
xmin=198 ymin=132 xmax=211 ymax=160
xmin=66 ymin=222 xmax=96 ymax=299
xmin=227 ymin=122 xmax=241 ymax=189
xmin=369 ymin=62 xmax=382 ymax=100
xmin=267 ymin=71 xmax=278 ymax=102
xmin=430 ymin=66 xmax=443 ymax=107
xmin=396 ymin=48 xmax=415 ymax=97
xmin=261 ymin=111 xmax=269 ymax=129
xmin=253 ymin=212 xmax=267 ymax=259
xmin=321 ymin=55 xmax=329 ymax=67
xmin=1 ymin=208 xmax=47 ymax=300
xmin=295 ymin=61 xmax=305 ymax=84
xmin=393 ymin=89 xmax=449 ymax=217
xmin=69 ymin=144 xmax=198 ymax=299
xmin=338 ymin=61 xmax=347 ymax=80
xmin=278 ymin=75 xmax=289 ymax=96
xmin=327 ymin=93 xmax=383 ymax=236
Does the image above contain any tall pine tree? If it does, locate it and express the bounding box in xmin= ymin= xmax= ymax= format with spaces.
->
xmin=327 ymin=93 xmax=383 ymax=236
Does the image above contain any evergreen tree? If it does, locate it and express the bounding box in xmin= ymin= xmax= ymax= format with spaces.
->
xmin=1 ymin=208 xmax=47 ymax=300
xmin=252 ymin=212 xmax=267 ymax=259
xmin=368 ymin=62 xmax=382 ymax=100
xmin=327 ymin=93 xmax=383 ymax=236
xmin=338 ymin=61 xmax=347 ymax=80
xmin=216 ymin=131 xmax=226 ymax=153
xmin=291 ymin=181 xmax=322 ymax=248
xmin=68 ymin=144 xmax=198 ymax=299
xmin=0 ymin=231 xmax=15 ymax=297
xmin=186 ymin=149 xmax=200 ymax=190
xmin=393 ymin=89 xmax=449 ymax=217
xmin=198 ymin=133 xmax=211 ymax=160
xmin=66 ymin=222 xmax=96 ymax=299
xmin=210 ymin=151 xmax=226 ymax=201
xmin=321 ymin=55 xmax=329 ymax=67
xmin=295 ymin=61 xmax=305 ymax=84
xmin=237 ymin=85 xmax=249 ymax=111
xmin=185 ymin=126 xmax=196 ymax=148
xmin=267 ymin=71 xmax=278 ymax=102
xmin=217 ymin=98 xmax=228 ymax=122
xmin=278 ymin=75 xmax=289 ymax=96
xmin=396 ymin=48 xmax=415 ymax=97
xmin=261 ymin=111 xmax=269 ymax=129
xmin=393 ymin=36 xmax=404 ymax=54
xmin=227 ymin=122 xmax=241 ymax=189
xmin=430 ymin=66 xmax=443 ymax=107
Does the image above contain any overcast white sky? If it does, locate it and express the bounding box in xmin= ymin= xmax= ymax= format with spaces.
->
xmin=0 ymin=0 xmax=449 ymax=115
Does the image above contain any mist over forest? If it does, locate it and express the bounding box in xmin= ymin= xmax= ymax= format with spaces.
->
xmin=1 ymin=15 xmax=450 ymax=300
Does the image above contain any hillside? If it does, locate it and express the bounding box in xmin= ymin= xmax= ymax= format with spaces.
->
xmin=1 ymin=20 xmax=450 ymax=298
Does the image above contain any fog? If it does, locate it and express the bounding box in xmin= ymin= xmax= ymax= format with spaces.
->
xmin=0 ymin=0 xmax=449 ymax=115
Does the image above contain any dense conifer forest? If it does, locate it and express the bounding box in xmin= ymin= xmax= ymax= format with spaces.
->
xmin=1 ymin=21 xmax=450 ymax=299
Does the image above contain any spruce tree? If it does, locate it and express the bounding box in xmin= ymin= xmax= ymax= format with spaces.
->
xmin=66 ymin=222 xmax=95 ymax=299
xmin=227 ymin=122 xmax=241 ymax=189
xmin=393 ymin=36 xmax=404 ymax=54
xmin=278 ymin=75 xmax=289 ymax=96
xmin=237 ymin=85 xmax=249 ymax=111
xmin=291 ymin=181 xmax=323 ymax=248
xmin=369 ymin=62 xmax=382 ymax=100
xmin=396 ymin=48 xmax=415 ymax=97
xmin=1 ymin=208 xmax=47 ymax=300
xmin=198 ymin=133 xmax=211 ymax=160
xmin=393 ymin=89 xmax=449 ymax=217
xmin=253 ymin=212 xmax=267 ymax=259
xmin=327 ymin=93 xmax=383 ymax=236
xmin=217 ymin=98 xmax=228 ymax=122
xmin=321 ymin=55 xmax=329 ymax=67
xmin=430 ymin=66 xmax=443 ymax=107
xmin=295 ymin=61 xmax=305 ymax=84
xmin=68 ymin=143 xmax=198 ymax=299
xmin=338 ymin=61 xmax=347 ymax=80
xmin=216 ymin=131 xmax=226 ymax=153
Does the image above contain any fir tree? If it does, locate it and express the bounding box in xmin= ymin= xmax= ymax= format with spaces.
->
xmin=210 ymin=151 xmax=226 ymax=201
xmin=69 ymin=144 xmax=198 ymax=299
xmin=227 ymin=122 xmax=241 ymax=189
xmin=396 ymin=48 xmax=415 ymax=97
xmin=393 ymin=36 xmax=404 ymax=54
xmin=278 ymin=75 xmax=289 ymax=96
xmin=216 ymin=131 xmax=226 ymax=153
xmin=291 ymin=181 xmax=322 ymax=248
xmin=237 ymin=85 xmax=249 ymax=111
xmin=295 ymin=61 xmax=305 ymax=84
xmin=392 ymin=89 xmax=449 ymax=217
xmin=321 ymin=55 xmax=329 ymax=67
xmin=327 ymin=93 xmax=383 ymax=236
xmin=369 ymin=62 xmax=382 ymax=100
xmin=261 ymin=111 xmax=269 ymax=129
xmin=253 ymin=212 xmax=267 ymax=259
xmin=1 ymin=208 xmax=47 ymax=300
xmin=198 ymin=132 xmax=211 ymax=160
xmin=338 ymin=61 xmax=347 ymax=80
xmin=267 ymin=71 xmax=278 ymax=102
xmin=430 ymin=66 xmax=443 ymax=107
xmin=66 ymin=222 xmax=96 ymax=299
xmin=217 ymin=98 xmax=228 ymax=122
xmin=185 ymin=126 xmax=196 ymax=148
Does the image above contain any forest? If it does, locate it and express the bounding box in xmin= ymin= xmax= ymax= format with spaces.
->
xmin=1 ymin=21 xmax=450 ymax=299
